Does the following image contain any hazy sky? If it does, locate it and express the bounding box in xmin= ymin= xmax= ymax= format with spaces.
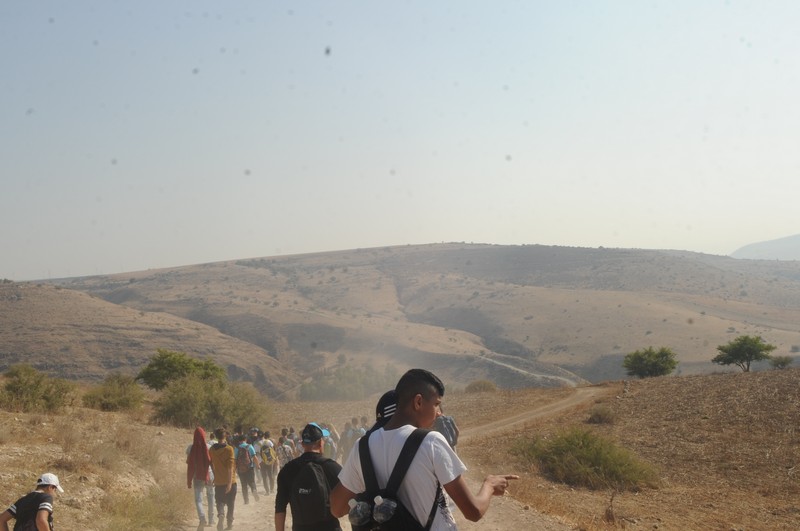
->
xmin=3 ymin=1 xmax=799 ymax=280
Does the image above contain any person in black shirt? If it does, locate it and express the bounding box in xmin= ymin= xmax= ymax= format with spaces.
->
xmin=274 ymin=422 xmax=342 ymax=531
xmin=0 ymin=472 xmax=63 ymax=531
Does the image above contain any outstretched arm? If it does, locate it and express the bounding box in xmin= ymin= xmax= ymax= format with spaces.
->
xmin=444 ymin=474 xmax=519 ymax=522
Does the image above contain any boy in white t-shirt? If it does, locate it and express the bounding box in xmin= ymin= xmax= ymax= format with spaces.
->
xmin=331 ymin=369 xmax=517 ymax=530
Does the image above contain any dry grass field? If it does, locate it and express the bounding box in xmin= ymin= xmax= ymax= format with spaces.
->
xmin=457 ymin=369 xmax=800 ymax=530
xmin=1 ymin=368 xmax=798 ymax=529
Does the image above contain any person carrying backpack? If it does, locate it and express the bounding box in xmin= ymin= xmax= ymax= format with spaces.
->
xmin=0 ymin=473 xmax=63 ymax=531
xmin=274 ymin=422 xmax=343 ymax=531
xmin=331 ymin=369 xmax=518 ymax=530
xmin=259 ymin=431 xmax=278 ymax=495
xmin=235 ymin=435 xmax=260 ymax=504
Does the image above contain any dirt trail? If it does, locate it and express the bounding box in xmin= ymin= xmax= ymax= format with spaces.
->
xmin=460 ymin=385 xmax=609 ymax=441
xmin=179 ymin=386 xmax=610 ymax=530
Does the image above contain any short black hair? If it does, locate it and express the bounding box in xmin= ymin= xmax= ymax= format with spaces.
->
xmin=395 ymin=368 xmax=445 ymax=406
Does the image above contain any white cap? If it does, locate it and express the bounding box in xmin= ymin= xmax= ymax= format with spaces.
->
xmin=37 ymin=473 xmax=64 ymax=493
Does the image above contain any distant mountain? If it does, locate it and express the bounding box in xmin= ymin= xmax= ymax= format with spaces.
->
xmin=5 ymin=243 xmax=800 ymax=395
xmin=731 ymin=234 xmax=800 ymax=260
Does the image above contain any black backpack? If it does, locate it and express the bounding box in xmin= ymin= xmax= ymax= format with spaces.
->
xmin=352 ymin=429 xmax=440 ymax=531
xmin=289 ymin=456 xmax=335 ymax=527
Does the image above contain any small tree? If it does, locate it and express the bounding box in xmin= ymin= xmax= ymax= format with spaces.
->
xmin=136 ymin=349 xmax=226 ymax=391
xmin=713 ymin=335 xmax=776 ymax=372
xmin=622 ymin=347 xmax=678 ymax=378
xmin=769 ymin=355 xmax=794 ymax=370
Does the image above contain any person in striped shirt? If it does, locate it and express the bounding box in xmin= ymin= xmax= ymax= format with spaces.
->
xmin=0 ymin=472 xmax=63 ymax=531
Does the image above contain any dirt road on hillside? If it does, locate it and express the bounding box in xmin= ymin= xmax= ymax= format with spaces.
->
xmin=459 ymin=385 xmax=608 ymax=441
xmin=179 ymin=387 xmax=610 ymax=531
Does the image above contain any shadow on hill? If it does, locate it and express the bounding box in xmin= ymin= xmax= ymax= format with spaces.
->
xmin=407 ymin=307 xmax=536 ymax=360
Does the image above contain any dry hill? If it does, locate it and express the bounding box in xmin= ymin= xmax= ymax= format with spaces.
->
xmin=3 ymin=243 xmax=800 ymax=394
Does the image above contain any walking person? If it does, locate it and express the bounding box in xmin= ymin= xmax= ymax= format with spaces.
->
xmin=276 ymin=436 xmax=295 ymax=469
xmin=281 ymin=428 xmax=297 ymax=457
xmin=433 ymin=405 xmax=460 ymax=453
xmin=0 ymin=472 xmax=63 ymax=531
xmin=259 ymin=431 xmax=278 ymax=495
xmin=275 ymin=423 xmax=343 ymax=531
xmin=366 ymin=389 xmax=397 ymax=435
xmin=209 ymin=428 xmax=238 ymax=531
xmin=331 ymin=368 xmax=518 ymax=529
xmin=235 ymin=435 xmax=260 ymax=504
xmin=186 ymin=426 xmax=215 ymax=528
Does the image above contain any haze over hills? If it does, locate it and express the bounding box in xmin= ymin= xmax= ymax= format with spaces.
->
xmin=3 ymin=243 xmax=800 ymax=397
xmin=731 ymin=233 xmax=800 ymax=260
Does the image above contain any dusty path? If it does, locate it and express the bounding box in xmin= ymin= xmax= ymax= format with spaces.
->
xmin=179 ymin=386 xmax=610 ymax=530
xmin=459 ymin=385 xmax=609 ymax=441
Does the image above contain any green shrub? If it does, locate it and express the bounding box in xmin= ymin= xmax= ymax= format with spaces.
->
xmin=587 ymin=405 xmax=617 ymax=424
xmin=516 ymin=427 xmax=658 ymax=491
xmin=465 ymin=379 xmax=497 ymax=393
xmin=136 ymin=349 xmax=225 ymax=391
xmin=83 ymin=373 xmax=145 ymax=411
xmin=623 ymin=347 xmax=678 ymax=378
xmin=225 ymin=382 xmax=272 ymax=430
xmin=0 ymin=364 xmax=76 ymax=413
xmin=152 ymin=375 xmax=270 ymax=429
xmin=769 ymin=355 xmax=794 ymax=370
xmin=152 ymin=374 xmax=227 ymax=427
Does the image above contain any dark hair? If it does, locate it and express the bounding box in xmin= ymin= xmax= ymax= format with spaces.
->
xmin=214 ymin=427 xmax=226 ymax=441
xmin=395 ymin=368 xmax=445 ymax=406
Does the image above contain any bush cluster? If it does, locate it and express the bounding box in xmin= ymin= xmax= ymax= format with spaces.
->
xmin=0 ymin=364 xmax=76 ymax=412
xmin=517 ymin=427 xmax=658 ymax=491
xmin=82 ymin=373 xmax=145 ymax=411
xmin=623 ymin=347 xmax=678 ymax=378
xmin=465 ymin=379 xmax=497 ymax=393
xmin=587 ymin=405 xmax=617 ymax=424
xmin=152 ymin=374 xmax=270 ymax=429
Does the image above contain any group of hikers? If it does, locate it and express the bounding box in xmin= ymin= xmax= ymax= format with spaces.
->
xmin=186 ymin=368 xmax=515 ymax=531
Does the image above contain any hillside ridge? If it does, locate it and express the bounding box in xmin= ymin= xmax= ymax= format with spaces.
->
xmin=3 ymin=243 xmax=800 ymax=393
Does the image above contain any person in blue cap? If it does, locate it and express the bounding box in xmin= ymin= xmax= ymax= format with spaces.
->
xmin=274 ymin=422 xmax=343 ymax=531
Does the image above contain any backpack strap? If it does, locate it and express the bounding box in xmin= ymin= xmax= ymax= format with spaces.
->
xmin=359 ymin=429 xmax=439 ymax=530
xmin=358 ymin=430 xmax=379 ymax=494
xmin=384 ymin=429 xmax=430 ymax=497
